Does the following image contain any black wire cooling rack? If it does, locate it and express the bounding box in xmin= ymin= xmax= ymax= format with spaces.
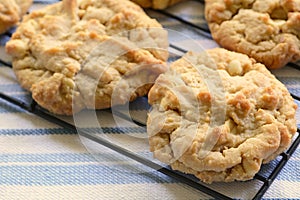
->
xmin=0 ymin=0 xmax=300 ymax=199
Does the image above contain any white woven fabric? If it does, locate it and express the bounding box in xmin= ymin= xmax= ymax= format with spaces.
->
xmin=0 ymin=1 xmax=299 ymax=199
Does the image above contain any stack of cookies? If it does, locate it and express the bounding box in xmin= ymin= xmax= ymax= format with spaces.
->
xmin=4 ymin=0 xmax=299 ymax=184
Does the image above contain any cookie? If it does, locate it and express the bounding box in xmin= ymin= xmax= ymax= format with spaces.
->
xmin=0 ymin=0 xmax=32 ymax=34
xmin=205 ymin=0 xmax=300 ymax=69
xmin=131 ymin=0 xmax=186 ymax=9
xmin=5 ymin=0 xmax=169 ymax=115
xmin=147 ymin=48 xmax=297 ymax=183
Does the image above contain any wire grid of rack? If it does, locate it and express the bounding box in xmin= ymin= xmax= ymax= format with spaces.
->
xmin=0 ymin=0 xmax=299 ymax=199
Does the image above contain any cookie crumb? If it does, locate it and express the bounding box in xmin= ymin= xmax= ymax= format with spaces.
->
xmin=227 ymin=60 xmax=243 ymax=76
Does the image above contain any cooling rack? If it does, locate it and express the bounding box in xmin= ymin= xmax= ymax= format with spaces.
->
xmin=0 ymin=0 xmax=299 ymax=199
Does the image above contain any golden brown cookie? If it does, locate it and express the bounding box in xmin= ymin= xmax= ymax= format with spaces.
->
xmin=147 ymin=48 xmax=297 ymax=183
xmin=6 ymin=0 xmax=168 ymax=115
xmin=0 ymin=0 xmax=32 ymax=34
xmin=131 ymin=0 xmax=186 ymax=9
xmin=205 ymin=0 xmax=300 ymax=69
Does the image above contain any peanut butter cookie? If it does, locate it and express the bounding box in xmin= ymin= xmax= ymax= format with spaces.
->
xmin=205 ymin=0 xmax=300 ymax=69
xmin=0 ymin=0 xmax=32 ymax=34
xmin=6 ymin=0 xmax=168 ymax=115
xmin=147 ymin=48 xmax=297 ymax=183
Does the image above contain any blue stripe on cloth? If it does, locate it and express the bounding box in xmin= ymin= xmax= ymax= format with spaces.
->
xmin=0 ymin=128 xmax=76 ymax=135
xmin=0 ymin=153 xmax=95 ymax=163
xmin=257 ymin=155 xmax=300 ymax=182
xmin=0 ymin=152 xmax=154 ymax=163
xmin=286 ymin=88 xmax=300 ymax=94
xmin=0 ymin=101 xmax=25 ymax=113
xmin=0 ymin=127 xmax=146 ymax=135
xmin=0 ymin=35 xmax=10 ymax=46
xmin=10 ymin=93 xmax=32 ymax=101
xmin=263 ymin=198 xmax=300 ymax=200
xmin=276 ymin=78 xmax=300 ymax=95
xmin=0 ymin=93 xmax=31 ymax=113
xmin=289 ymin=88 xmax=300 ymax=98
xmin=274 ymin=161 xmax=300 ymax=182
xmin=83 ymin=127 xmax=146 ymax=134
xmin=0 ymin=164 xmax=175 ymax=186
xmin=0 ymin=94 xmax=32 ymax=113
xmin=0 ymin=160 xmax=298 ymax=186
xmin=277 ymin=77 xmax=300 ymax=85
xmin=275 ymin=74 xmax=300 ymax=78
xmin=0 ymin=152 xmax=152 ymax=163
xmin=0 ymin=84 xmax=27 ymax=93
xmin=0 ymin=95 xmax=148 ymax=113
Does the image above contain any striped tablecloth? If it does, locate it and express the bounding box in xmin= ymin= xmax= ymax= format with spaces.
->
xmin=0 ymin=1 xmax=299 ymax=199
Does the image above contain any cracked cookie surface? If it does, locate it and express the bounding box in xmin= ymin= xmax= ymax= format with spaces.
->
xmin=6 ymin=0 xmax=168 ymax=115
xmin=0 ymin=0 xmax=32 ymax=34
xmin=205 ymin=0 xmax=300 ymax=69
xmin=147 ymin=48 xmax=297 ymax=183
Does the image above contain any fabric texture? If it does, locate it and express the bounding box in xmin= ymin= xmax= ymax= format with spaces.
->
xmin=0 ymin=0 xmax=299 ymax=199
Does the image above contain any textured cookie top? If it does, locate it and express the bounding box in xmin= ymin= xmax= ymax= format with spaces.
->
xmin=147 ymin=48 xmax=297 ymax=183
xmin=6 ymin=0 xmax=168 ymax=115
xmin=0 ymin=0 xmax=32 ymax=34
xmin=131 ymin=0 xmax=186 ymax=9
xmin=205 ymin=0 xmax=300 ymax=69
